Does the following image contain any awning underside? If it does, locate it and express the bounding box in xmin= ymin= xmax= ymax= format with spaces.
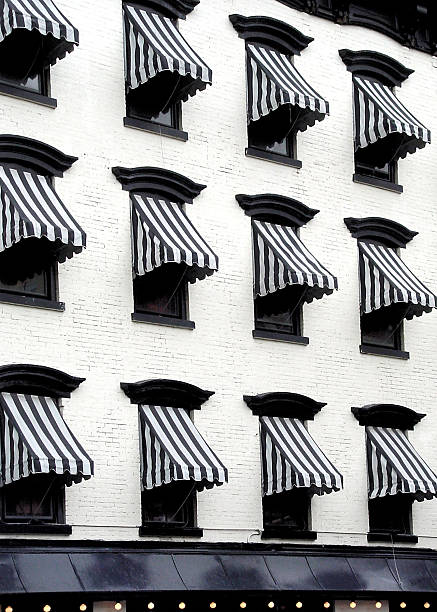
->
xmin=353 ymin=77 xmax=431 ymax=162
xmin=253 ymin=220 xmax=337 ymax=300
xmin=359 ymin=241 xmax=436 ymax=319
xmin=131 ymin=193 xmax=218 ymax=282
xmin=260 ymin=416 xmax=343 ymax=496
xmin=246 ymin=44 xmax=329 ymax=130
xmin=139 ymin=404 xmax=228 ymax=491
xmin=366 ymin=426 xmax=437 ymax=501
xmin=124 ymin=4 xmax=212 ymax=102
xmin=0 ymin=392 xmax=93 ymax=487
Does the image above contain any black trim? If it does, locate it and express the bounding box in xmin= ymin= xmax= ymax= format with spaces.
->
xmin=0 ymin=523 xmax=71 ymax=535
xmin=359 ymin=344 xmax=410 ymax=360
xmin=0 ymin=364 xmax=85 ymax=398
xmin=139 ymin=526 xmax=203 ymax=537
xmin=351 ymin=404 xmax=425 ymax=430
xmin=120 ymin=378 xmax=214 ymax=409
xmin=262 ymin=528 xmax=317 ymax=540
xmin=339 ymin=49 xmax=413 ymax=86
xmin=112 ymin=166 xmax=205 ymax=203
xmin=236 ymin=193 xmax=318 ymax=227
xmin=0 ymin=135 xmax=77 ymax=177
xmin=253 ymin=329 xmax=309 ymax=345
xmin=0 ymin=82 xmax=57 ymax=108
xmin=367 ymin=532 xmax=418 ymax=544
xmin=123 ymin=116 xmax=188 ymax=142
xmin=353 ymin=173 xmax=403 ymax=194
xmin=131 ymin=312 xmax=195 ymax=329
xmin=125 ymin=0 xmax=199 ymax=18
xmin=229 ymin=14 xmax=313 ymax=55
xmin=244 ymin=392 xmax=325 ymax=420
xmin=344 ymin=217 xmax=417 ymax=248
xmin=246 ymin=147 xmax=303 ymax=168
xmin=0 ymin=292 xmax=64 ymax=311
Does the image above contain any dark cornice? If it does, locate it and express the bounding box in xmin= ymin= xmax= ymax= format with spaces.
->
xmin=339 ymin=49 xmax=413 ymax=86
xmin=236 ymin=194 xmax=319 ymax=227
xmin=120 ymin=378 xmax=214 ymax=410
xmin=344 ymin=217 xmax=417 ymax=248
xmin=0 ymin=135 xmax=77 ymax=177
xmin=0 ymin=364 xmax=85 ymax=398
xmin=229 ymin=14 xmax=313 ymax=55
xmin=112 ymin=166 xmax=206 ymax=203
xmin=243 ymin=392 xmax=325 ymax=420
xmin=125 ymin=0 xmax=199 ymax=19
xmin=352 ymin=404 xmax=425 ymax=430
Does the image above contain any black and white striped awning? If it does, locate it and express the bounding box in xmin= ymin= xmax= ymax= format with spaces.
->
xmin=359 ymin=241 xmax=436 ymax=319
xmin=123 ymin=3 xmax=212 ymax=99
xmin=260 ymin=416 xmax=343 ymax=496
xmin=0 ymin=0 xmax=79 ymax=64
xmin=247 ymin=43 xmax=329 ymax=127
xmin=131 ymin=193 xmax=218 ymax=282
xmin=353 ymin=76 xmax=431 ymax=160
xmin=0 ymin=164 xmax=86 ymax=262
xmin=0 ymin=392 xmax=94 ymax=487
xmin=367 ymin=426 xmax=437 ymax=501
xmin=139 ymin=404 xmax=228 ymax=491
xmin=253 ymin=220 xmax=337 ymax=300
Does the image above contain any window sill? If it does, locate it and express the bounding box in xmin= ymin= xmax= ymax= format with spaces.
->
xmin=353 ymin=173 xmax=403 ymax=194
xmin=132 ymin=312 xmax=195 ymax=329
xmin=0 ymin=292 xmax=65 ymax=311
xmin=0 ymin=523 xmax=72 ymax=535
xmin=253 ymin=329 xmax=309 ymax=345
xmin=139 ymin=526 xmax=203 ymax=537
xmin=262 ymin=528 xmax=317 ymax=540
xmin=367 ymin=532 xmax=418 ymax=544
xmin=124 ymin=117 xmax=188 ymax=142
xmin=360 ymin=344 xmax=409 ymax=360
xmin=246 ymin=147 xmax=302 ymax=169
xmin=0 ymin=82 xmax=57 ymax=108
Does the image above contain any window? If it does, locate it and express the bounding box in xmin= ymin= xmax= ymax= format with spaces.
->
xmin=368 ymin=493 xmax=413 ymax=536
xmin=255 ymin=283 xmax=305 ymax=337
xmin=142 ymin=481 xmax=196 ymax=530
xmin=247 ymin=104 xmax=299 ymax=163
xmin=133 ymin=263 xmax=188 ymax=321
xmin=126 ymin=71 xmax=182 ymax=132
xmin=354 ymin=137 xmax=398 ymax=186
xmin=0 ymin=473 xmax=65 ymax=526
xmin=263 ymin=488 xmax=311 ymax=533
xmin=360 ymin=304 xmax=407 ymax=352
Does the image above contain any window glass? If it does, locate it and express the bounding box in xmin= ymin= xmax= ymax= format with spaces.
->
xmin=142 ymin=480 xmax=196 ymax=528
xmin=248 ymin=103 xmax=299 ymax=159
xmin=1 ymin=474 xmax=63 ymax=524
xmin=263 ymin=488 xmax=310 ymax=531
xmin=126 ymin=71 xmax=181 ymax=129
xmin=361 ymin=304 xmax=406 ymax=350
xmin=368 ymin=493 xmax=413 ymax=534
xmin=255 ymin=284 xmax=305 ymax=336
xmin=0 ymin=269 xmax=50 ymax=299
xmin=134 ymin=264 xmax=188 ymax=320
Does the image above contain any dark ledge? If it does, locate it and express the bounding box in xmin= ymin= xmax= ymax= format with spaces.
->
xmin=353 ymin=173 xmax=403 ymax=194
xmin=236 ymin=193 xmax=318 ymax=227
xmin=0 ymin=364 xmax=85 ymax=398
xmin=120 ymin=378 xmax=214 ymax=409
xmin=351 ymin=404 xmax=425 ymax=430
xmin=112 ymin=166 xmax=205 ymax=203
xmin=339 ymin=49 xmax=413 ymax=87
xmin=359 ymin=344 xmax=410 ymax=360
xmin=244 ymin=392 xmax=325 ymax=420
xmin=125 ymin=0 xmax=199 ymax=19
xmin=252 ymin=329 xmax=309 ymax=345
xmin=246 ymin=147 xmax=302 ymax=169
xmin=262 ymin=528 xmax=317 ymax=540
xmin=0 ymin=82 xmax=57 ymax=109
xmin=0 ymin=135 xmax=77 ymax=177
xmin=344 ymin=217 xmax=417 ymax=248
xmin=367 ymin=532 xmax=418 ymax=544
xmin=124 ymin=116 xmax=188 ymax=142
xmin=229 ymin=14 xmax=313 ymax=55
xmin=0 ymin=292 xmax=65 ymax=311
xmin=0 ymin=523 xmax=72 ymax=535
xmin=139 ymin=526 xmax=203 ymax=537
xmin=131 ymin=312 xmax=195 ymax=329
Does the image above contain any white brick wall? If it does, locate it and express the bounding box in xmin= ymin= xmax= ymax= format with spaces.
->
xmin=0 ymin=0 xmax=436 ymax=548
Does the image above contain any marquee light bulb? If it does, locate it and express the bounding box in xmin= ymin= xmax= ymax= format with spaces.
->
xmin=296 ymin=603 xmax=303 ymax=609
xmin=268 ymin=603 xmax=275 ymax=609
xmin=375 ymin=603 xmax=382 ymax=609
xmin=80 ymin=606 xmax=87 ymax=612
xmin=179 ymin=603 xmax=186 ymax=610
xmin=148 ymin=604 xmax=155 ymax=610
xmin=350 ymin=603 xmax=357 ymax=609
xmin=115 ymin=604 xmax=122 ymax=611
xmin=43 ymin=606 xmax=52 ymax=612
xmin=5 ymin=607 xmax=13 ymax=612
xmin=424 ymin=605 xmax=431 ymax=610
xmin=210 ymin=603 xmax=217 ymax=609
xmin=400 ymin=604 xmax=407 ymax=609
xmin=240 ymin=603 xmax=247 ymax=609
xmin=324 ymin=604 xmax=331 ymax=609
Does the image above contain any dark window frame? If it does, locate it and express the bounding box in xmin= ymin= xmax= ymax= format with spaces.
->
xmin=367 ymin=493 xmax=417 ymax=543
xmin=360 ymin=303 xmax=409 ymax=359
xmin=262 ymin=487 xmax=316 ymax=540
xmin=0 ymin=65 xmax=56 ymax=107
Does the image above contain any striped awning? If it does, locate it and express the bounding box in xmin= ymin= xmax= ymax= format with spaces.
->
xmin=0 ymin=164 xmax=86 ymax=262
xmin=139 ymin=405 xmax=228 ymax=491
xmin=246 ymin=43 xmax=329 ymax=127
xmin=253 ymin=220 xmax=337 ymax=300
xmin=123 ymin=3 xmax=212 ymax=100
xmin=367 ymin=426 xmax=437 ymax=501
xmin=0 ymin=392 xmax=93 ymax=487
xmin=260 ymin=416 xmax=343 ymax=496
xmin=0 ymin=0 xmax=79 ymax=65
xmin=359 ymin=241 xmax=436 ymax=319
xmin=353 ymin=76 xmax=431 ymax=160
xmin=131 ymin=193 xmax=218 ymax=282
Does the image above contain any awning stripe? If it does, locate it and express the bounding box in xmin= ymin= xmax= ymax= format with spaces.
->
xmin=139 ymin=405 xmax=228 ymax=491
xmin=367 ymin=426 xmax=437 ymax=501
xmin=359 ymin=241 xmax=436 ymax=317
xmin=252 ymin=219 xmax=337 ymax=299
xmin=0 ymin=392 xmax=93 ymax=487
xmin=0 ymin=165 xmax=86 ymax=262
xmin=123 ymin=4 xmax=212 ymax=96
xmin=246 ymin=43 xmax=329 ymax=125
xmin=353 ymin=76 xmax=431 ymax=158
xmin=260 ymin=416 xmax=343 ymax=496
xmin=131 ymin=193 xmax=218 ymax=282
xmin=0 ymin=0 xmax=78 ymax=48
